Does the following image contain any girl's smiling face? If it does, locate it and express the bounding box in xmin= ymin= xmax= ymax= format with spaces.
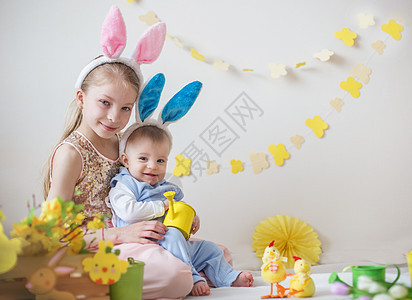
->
xmin=76 ymin=80 xmax=137 ymax=140
xmin=121 ymin=135 xmax=171 ymax=186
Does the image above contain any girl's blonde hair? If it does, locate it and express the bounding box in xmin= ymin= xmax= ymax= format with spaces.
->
xmin=43 ymin=62 xmax=140 ymax=199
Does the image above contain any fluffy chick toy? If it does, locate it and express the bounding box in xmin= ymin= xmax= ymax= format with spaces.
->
xmin=261 ymin=240 xmax=298 ymax=298
xmin=0 ymin=211 xmax=23 ymax=274
xmin=82 ymin=240 xmax=129 ymax=285
xmin=289 ymin=256 xmax=315 ymax=297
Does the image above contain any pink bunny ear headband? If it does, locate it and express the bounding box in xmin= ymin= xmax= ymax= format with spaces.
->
xmin=74 ymin=5 xmax=166 ymax=92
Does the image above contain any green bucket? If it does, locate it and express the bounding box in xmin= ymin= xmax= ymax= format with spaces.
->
xmin=109 ymin=257 xmax=145 ymax=300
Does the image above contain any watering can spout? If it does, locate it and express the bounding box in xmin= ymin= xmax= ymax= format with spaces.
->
xmin=163 ymin=191 xmax=176 ymax=219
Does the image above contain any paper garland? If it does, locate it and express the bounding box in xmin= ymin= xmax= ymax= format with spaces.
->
xmin=136 ymin=9 xmax=403 ymax=81
xmin=134 ymin=8 xmax=403 ymax=176
xmin=137 ymin=10 xmax=337 ymax=75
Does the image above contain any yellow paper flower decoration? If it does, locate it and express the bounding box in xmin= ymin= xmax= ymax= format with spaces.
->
xmin=296 ymin=62 xmax=306 ymax=68
xmin=190 ymin=48 xmax=205 ymax=62
xmin=339 ymin=76 xmax=362 ymax=98
xmin=381 ymin=19 xmax=403 ymax=40
xmin=305 ymin=115 xmax=328 ymax=138
xmin=252 ymin=215 xmax=322 ymax=268
xmin=173 ymin=154 xmax=192 ymax=177
xmin=334 ymin=27 xmax=357 ymax=46
xmin=268 ymin=143 xmax=290 ymax=166
xmin=230 ymin=159 xmax=244 ymax=174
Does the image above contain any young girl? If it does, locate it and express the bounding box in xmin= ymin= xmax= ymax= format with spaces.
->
xmin=43 ymin=60 xmax=196 ymax=299
xmin=43 ymin=6 xmax=195 ymax=299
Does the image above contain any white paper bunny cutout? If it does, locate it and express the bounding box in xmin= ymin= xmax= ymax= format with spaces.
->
xmin=119 ymin=73 xmax=203 ymax=154
xmin=75 ymin=5 xmax=166 ymax=91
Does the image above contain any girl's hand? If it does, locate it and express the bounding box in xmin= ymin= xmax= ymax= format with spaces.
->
xmin=115 ymin=220 xmax=168 ymax=245
xmin=191 ymin=215 xmax=200 ymax=235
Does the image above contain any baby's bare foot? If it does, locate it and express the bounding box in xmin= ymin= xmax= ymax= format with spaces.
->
xmin=191 ymin=280 xmax=211 ymax=296
xmin=231 ymin=272 xmax=254 ymax=287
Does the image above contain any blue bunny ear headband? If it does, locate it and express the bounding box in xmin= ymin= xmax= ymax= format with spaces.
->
xmin=119 ymin=73 xmax=203 ymax=154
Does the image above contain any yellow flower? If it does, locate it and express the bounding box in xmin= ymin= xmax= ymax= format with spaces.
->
xmin=11 ymin=222 xmax=50 ymax=256
xmin=11 ymin=198 xmax=90 ymax=256
xmin=39 ymin=197 xmax=62 ymax=221
xmin=70 ymin=212 xmax=86 ymax=228
xmin=65 ymin=227 xmax=84 ymax=254
xmin=87 ymin=215 xmax=105 ymax=231
xmin=252 ymin=215 xmax=322 ymax=268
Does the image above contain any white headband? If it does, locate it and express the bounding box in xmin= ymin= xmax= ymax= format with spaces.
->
xmin=75 ymin=5 xmax=166 ymax=92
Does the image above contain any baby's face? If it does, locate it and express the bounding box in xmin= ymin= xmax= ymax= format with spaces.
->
xmin=122 ymin=136 xmax=170 ymax=186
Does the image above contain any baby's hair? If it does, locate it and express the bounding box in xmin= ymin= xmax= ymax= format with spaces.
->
xmin=125 ymin=125 xmax=172 ymax=154
xmin=43 ymin=62 xmax=141 ymax=199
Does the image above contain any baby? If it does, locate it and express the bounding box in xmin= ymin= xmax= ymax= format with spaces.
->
xmin=107 ymin=124 xmax=253 ymax=296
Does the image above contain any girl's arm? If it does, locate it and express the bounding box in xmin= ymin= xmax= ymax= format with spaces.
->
xmin=47 ymin=144 xmax=82 ymax=202
xmin=84 ymin=220 xmax=168 ymax=248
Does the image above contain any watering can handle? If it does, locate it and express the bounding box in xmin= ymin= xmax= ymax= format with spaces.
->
xmin=388 ymin=264 xmax=401 ymax=287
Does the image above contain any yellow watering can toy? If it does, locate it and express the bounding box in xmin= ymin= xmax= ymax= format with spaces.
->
xmin=163 ymin=191 xmax=196 ymax=240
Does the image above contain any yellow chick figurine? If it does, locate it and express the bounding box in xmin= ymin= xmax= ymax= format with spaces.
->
xmin=0 ymin=211 xmax=23 ymax=274
xmin=289 ymin=256 xmax=315 ymax=297
xmin=82 ymin=240 xmax=129 ymax=285
xmin=261 ymin=240 xmax=298 ymax=298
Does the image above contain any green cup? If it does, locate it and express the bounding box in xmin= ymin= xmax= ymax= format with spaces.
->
xmin=109 ymin=258 xmax=145 ymax=300
xmin=343 ymin=264 xmax=400 ymax=298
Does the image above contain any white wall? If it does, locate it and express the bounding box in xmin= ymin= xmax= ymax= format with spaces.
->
xmin=1 ymin=0 xmax=411 ymax=269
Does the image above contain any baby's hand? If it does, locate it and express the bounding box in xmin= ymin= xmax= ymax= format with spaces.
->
xmin=163 ymin=200 xmax=169 ymax=211
xmin=191 ymin=215 xmax=200 ymax=235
